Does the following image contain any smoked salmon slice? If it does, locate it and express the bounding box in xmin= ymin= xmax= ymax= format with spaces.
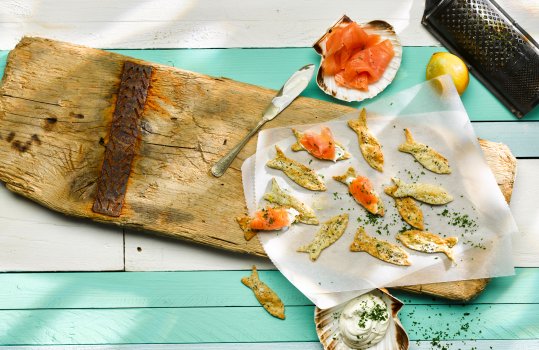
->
xmin=341 ymin=39 xmax=395 ymax=87
xmin=321 ymin=20 xmax=395 ymax=92
xmin=333 ymin=167 xmax=385 ymax=216
xmin=249 ymin=206 xmax=294 ymax=231
xmin=298 ymin=126 xmax=336 ymax=160
xmin=322 ymin=22 xmax=370 ymax=76
xmin=236 ymin=206 xmax=299 ymax=241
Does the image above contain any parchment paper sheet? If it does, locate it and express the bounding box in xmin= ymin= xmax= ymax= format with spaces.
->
xmin=241 ymin=76 xmax=517 ymax=309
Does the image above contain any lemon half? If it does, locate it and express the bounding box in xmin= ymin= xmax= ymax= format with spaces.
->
xmin=426 ymin=52 xmax=469 ymax=95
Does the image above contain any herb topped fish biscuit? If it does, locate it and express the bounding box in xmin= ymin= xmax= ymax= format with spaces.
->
xmin=398 ymin=128 xmax=451 ymax=174
xmin=348 ymin=108 xmax=384 ymax=172
xmin=242 ymin=265 xmax=285 ymax=319
xmin=350 ymin=227 xmax=411 ymax=266
xmin=391 ymin=178 xmax=453 ymax=205
xmin=297 ymin=214 xmax=349 ymax=261
xmin=397 ymin=230 xmax=458 ymax=262
xmin=291 ymin=127 xmax=350 ymax=161
xmin=263 ymin=178 xmax=319 ymax=225
xmin=267 ymin=146 xmax=326 ymax=191
xmin=334 ymin=167 xmax=384 ymax=216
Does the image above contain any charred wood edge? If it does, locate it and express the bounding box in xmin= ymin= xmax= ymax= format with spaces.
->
xmin=92 ymin=61 xmax=153 ymax=217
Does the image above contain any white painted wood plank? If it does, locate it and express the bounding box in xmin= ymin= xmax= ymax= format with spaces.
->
xmin=0 ymin=0 xmax=537 ymax=49
xmin=124 ymin=230 xmax=274 ymax=271
xmin=1 ymin=340 xmax=539 ymax=349
xmin=511 ymin=159 xmax=539 ymax=267
xmin=0 ymin=185 xmax=124 ymax=272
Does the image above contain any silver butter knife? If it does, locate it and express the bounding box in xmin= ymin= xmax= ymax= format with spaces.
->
xmin=210 ymin=64 xmax=315 ymax=177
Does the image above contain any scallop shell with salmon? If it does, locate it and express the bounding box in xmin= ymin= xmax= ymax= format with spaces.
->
xmin=313 ymin=15 xmax=403 ymax=102
xmin=315 ymin=289 xmax=409 ymax=350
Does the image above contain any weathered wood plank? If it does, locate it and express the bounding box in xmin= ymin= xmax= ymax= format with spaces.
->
xmin=0 ymin=37 xmax=369 ymax=257
xmin=0 ymin=38 xmax=518 ymax=301
xmin=1 ymin=304 xmax=539 ymax=344
xmin=0 ymin=46 xmax=536 ymax=272
xmin=0 ymin=0 xmax=536 ymax=49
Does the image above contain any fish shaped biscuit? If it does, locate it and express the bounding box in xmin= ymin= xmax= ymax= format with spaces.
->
xmin=397 ymin=230 xmax=458 ymax=262
xmin=398 ymin=128 xmax=451 ymax=174
xmin=384 ymin=185 xmax=424 ymax=230
xmin=350 ymin=227 xmax=411 ymax=266
xmin=263 ymin=178 xmax=319 ymax=225
xmin=334 ymin=167 xmax=384 ymax=216
xmin=297 ymin=214 xmax=349 ymax=261
xmin=267 ymin=146 xmax=326 ymax=191
xmin=236 ymin=206 xmax=299 ymax=241
xmin=392 ymin=178 xmax=453 ymax=205
xmin=242 ymin=265 xmax=285 ymax=319
xmin=291 ymin=127 xmax=350 ymax=161
xmin=236 ymin=216 xmax=258 ymax=241
xmin=348 ymin=108 xmax=384 ymax=172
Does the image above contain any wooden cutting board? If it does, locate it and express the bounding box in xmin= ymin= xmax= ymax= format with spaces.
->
xmin=0 ymin=37 xmax=516 ymax=301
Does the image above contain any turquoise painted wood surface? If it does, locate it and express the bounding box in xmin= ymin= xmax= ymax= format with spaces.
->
xmin=0 ymin=341 xmax=537 ymax=350
xmin=1 ymin=48 xmax=537 ymax=121
xmin=0 ymin=269 xmax=539 ymax=344
xmin=1 ymin=304 xmax=539 ymax=344
xmin=0 ymin=268 xmax=536 ymax=310
xmin=0 ymin=46 xmax=538 ymax=348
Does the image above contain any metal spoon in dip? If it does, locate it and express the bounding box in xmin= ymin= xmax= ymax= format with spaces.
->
xmin=210 ymin=64 xmax=315 ymax=177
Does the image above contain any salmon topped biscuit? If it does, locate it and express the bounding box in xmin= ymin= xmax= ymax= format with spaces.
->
xmin=398 ymin=128 xmax=451 ymax=174
xmin=391 ymin=178 xmax=453 ymax=205
xmin=350 ymin=227 xmax=411 ymax=266
xmin=334 ymin=167 xmax=384 ymax=216
xmin=266 ymin=146 xmax=326 ymax=191
xmin=236 ymin=206 xmax=299 ymax=241
xmin=348 ymin=108 xmax=384 ymax=172
xmin=263 ymin=178 xmax=319 ymax=225
xmin=397 ymin=230 xmax=458 ymax=262
xmin=291 ymin=127 xmax=350 ymax=162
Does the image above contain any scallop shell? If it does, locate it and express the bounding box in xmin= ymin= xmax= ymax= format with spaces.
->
xmin=314 ymin=288 xmax=409 ymax=350
xmin=313 ymin=15 xmax=403 ymax=102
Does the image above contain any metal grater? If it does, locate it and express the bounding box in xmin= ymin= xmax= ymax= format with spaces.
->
xmin=423 ymin=0 xmax=539 ymax=118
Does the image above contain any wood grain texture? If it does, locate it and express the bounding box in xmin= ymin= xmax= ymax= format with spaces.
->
xmin=3 ymin=47 xmax=539 ymax=122
xmin=124 ymin=229 xmax=274 ymax=271
xmin=0 ymin=47 xmax=538 ymax=271
xmin=0 ymin=0 xmax=536 ymax=50
xmin=0 ymin=38 xmax=518 ymax=301
xmin=1 ymin=304 xmax=539 ymax=344
xmin=0 ymin=37 xmax=354 ymax=257
xmin=0 ymin=185 xmax=123 ymax=272
xmin=1 ymin=48 xmax=537 ymax=272
xmin=0 ymin=268 xmax=536 ymax=310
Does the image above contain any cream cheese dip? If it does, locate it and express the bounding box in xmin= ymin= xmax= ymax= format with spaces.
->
xmin=338 ymin=292 xmax=390 ymax=349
